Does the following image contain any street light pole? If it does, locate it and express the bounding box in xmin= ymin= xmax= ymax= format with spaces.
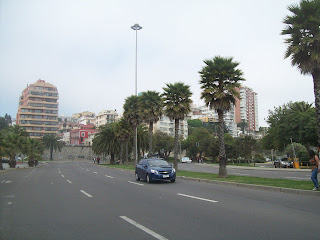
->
xmin=131 ymin=23 xmax=142 ymax=163
xmin=131 ymin=23 xmax=142 ymax=96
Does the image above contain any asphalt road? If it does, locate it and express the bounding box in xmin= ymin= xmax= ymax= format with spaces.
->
xmin=178 ymin=163 xmax=311 ymax=181
xmin=1 ymin=161 xmax=319 ymax=240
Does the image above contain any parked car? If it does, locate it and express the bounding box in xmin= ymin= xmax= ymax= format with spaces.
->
xmin=181 ymin=157 xmax=192 ymax=163
xmin=1 ymin=157 xmax=10 ymax=163
xmin=274 ymin=157 xmax=293 ymax=168
xmin=135 ymin=158 xmax=176 ymax=183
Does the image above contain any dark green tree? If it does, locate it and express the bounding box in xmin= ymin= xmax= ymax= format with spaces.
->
xmin=162 ymin=82 xmax=192 ymax=170
xmin=282 ymin=0 xmax=320 ymax=144
xmin=23 ymin=138 xmax=44 ymax=167
xmin=199 ymin=56 xmax=245 ymax=177
xmin=153 ymin=131 xmax=174 ymax=159
xmin=92 ymin=123 xmax=119 ymax=164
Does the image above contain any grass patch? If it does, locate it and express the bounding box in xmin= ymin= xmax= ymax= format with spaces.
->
xmin=178 ymin=171 xmax=313 ymax=191
xmin=100 ymin=164 xmax=314 ymax=191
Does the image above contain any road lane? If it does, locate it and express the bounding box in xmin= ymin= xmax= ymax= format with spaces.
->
xmin=1 ymin=161 xmax=320 ymax=240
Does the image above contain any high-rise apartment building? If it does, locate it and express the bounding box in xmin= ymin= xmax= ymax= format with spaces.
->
xmin=235 ymin=86 xmax=258 ymax=132
xmin=16 ymin=79 xmax=59 ymax=138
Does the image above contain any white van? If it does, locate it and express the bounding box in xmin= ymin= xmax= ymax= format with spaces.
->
xmin=181 ymin=157 xmax=192 ymax=163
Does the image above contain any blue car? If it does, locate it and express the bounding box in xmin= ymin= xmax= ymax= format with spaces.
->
xmin=135 ymin=158 xmax=176 ymax=183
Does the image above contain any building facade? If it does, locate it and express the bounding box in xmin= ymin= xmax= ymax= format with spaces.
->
xmin=235 ymin=86 xmax=259 ymax=132
xmin=199 ymin=105 xmax=237 ymax=137
xmin=96 ymin=110 xmax=118 ymax=128
xmin=153 ymin=115 xmax=188 ymax=139
xmin=16 ymin=79 xmax=59 ymax=138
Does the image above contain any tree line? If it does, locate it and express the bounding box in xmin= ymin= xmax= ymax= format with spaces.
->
xmin=0 ymin=117 xmax=64 ymax=170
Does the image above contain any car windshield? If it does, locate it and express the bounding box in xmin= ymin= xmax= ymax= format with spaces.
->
xmin=148 ymin=159 xmax=170 ymax=167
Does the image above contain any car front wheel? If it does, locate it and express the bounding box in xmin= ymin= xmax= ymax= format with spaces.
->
xmin=146 ymin=174 xmax=151 ymax=183
xmin=135 ymin=173 xmax=140 ymax=181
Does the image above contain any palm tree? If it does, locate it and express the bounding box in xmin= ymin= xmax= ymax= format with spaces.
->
xmin=139 ymin=91 xmax=163 ymax=156
xmin=92 ymin=123 xmax=119 ymax=164
xmin=199 ymin=56 xmax=244 ymax=178
xmin=23 ymin=138 xmax=44 ymax=167
xmin=42 ymin=134 xmax=63 ymax=161
xmin=2 ymin=133 xmax=24 ymax=168
xmin=162 ymin=82 xmax=192 ymax=170
xmin=137 ymin=124 xmax=149 ymax=159
xmin=115 ymin=118 xmax=132 ymax=164
xmin=123 ymin=95 xmax=142 ymax=165
xmin=282 ymin=0 xmax=320 ymax=144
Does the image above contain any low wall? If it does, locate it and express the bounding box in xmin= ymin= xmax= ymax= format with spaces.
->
xmin=43 ymin=146 xmax=109 ymax=163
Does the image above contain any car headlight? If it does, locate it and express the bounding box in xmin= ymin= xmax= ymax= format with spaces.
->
xmin=172 ymin=168 xmax=176 ymax=173
xmin=150 ymin=169 xmax=158 ymax=174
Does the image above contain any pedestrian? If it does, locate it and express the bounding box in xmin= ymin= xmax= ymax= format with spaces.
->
xmin=93 ymin=157 xmax=96 ymax=164
xmin=309 ymin=149 xmax=319 ymax=191
xmin=97 ymin=157 xmax=100 ymax=164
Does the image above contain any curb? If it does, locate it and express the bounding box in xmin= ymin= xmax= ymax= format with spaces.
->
xmin=178 ymin=176 xmax=320 ymax=197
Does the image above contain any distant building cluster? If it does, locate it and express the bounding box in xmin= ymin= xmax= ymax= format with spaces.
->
xmin=190 ymin=86 xmax=259 ymax=138
xmin=16 ymin=80 xmax=259 ymax=144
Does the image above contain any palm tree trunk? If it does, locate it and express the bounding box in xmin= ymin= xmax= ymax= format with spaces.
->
xmin=174 ymin=118 xmax=179 ymax=171
xmin=120 ymin=143 xmax=124 ymax=163
xmin=133 ymin=126 xmax=137 ymax=166
xmin=217 ymin=110 xmax=227 ymax=178
xmin=110 ymin=153 xmax=115 ymax=164
xmin=125 ymin=141 xmax=129 ymax=164
xmin=312 ymin=70 xmax=320 ymax=145
xmin=148 ymin=121 xmax=153 ymax=156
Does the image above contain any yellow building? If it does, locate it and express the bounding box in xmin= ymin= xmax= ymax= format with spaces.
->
xmin=16 ymin=79 xmax=59 ymax=138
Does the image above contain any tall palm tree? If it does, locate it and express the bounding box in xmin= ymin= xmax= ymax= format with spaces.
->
xmin=139 ymin=91 xmax=163 ymax=156
xmin=137 ymin=124 xmax=149 ymax=159
xmin=199 ymin=56 xmax=244 ymax=178
xmin=282 ymin=0 xmax=320 ymax=144
xmin=162 ymin=82 xmax=192 ymax=170
xmin=123 ymin=95 xmax=142 ymax=165
xmin=92 ymin=123 xmax=119 ymax=164
xmin=42 ymin=134 xmax=63 ymax=161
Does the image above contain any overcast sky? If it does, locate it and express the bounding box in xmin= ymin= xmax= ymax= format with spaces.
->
xmin=0 ymin=0 xmax=315 ymax=127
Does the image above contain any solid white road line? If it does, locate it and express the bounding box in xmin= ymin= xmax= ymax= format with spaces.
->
xmin=120 ymin=216 xmax=168 ymax=240
xmin=80 ymin=190 xmax=93 ymax=198
xmin=177 ymin=193 xmax=218 ymax=203
xmin=67 ymin=180 xmax=72 ymax=184
xmin=105 ymin=175 xmax=114 ymax=178
xmin=128 ymin=181 xmax=144 ymax=186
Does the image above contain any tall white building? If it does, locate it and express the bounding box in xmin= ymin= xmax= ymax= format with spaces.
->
xmin=153 ymin=115 xmax=188 ymax=139
xmin=235 ymin=86 xmax=259 ymax=132
xmin=199 ymin=105 xmax=237 ymax=137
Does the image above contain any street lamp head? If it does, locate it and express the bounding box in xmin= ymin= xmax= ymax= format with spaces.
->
xmin=131 ymin=23 xmax=142 ymax=30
